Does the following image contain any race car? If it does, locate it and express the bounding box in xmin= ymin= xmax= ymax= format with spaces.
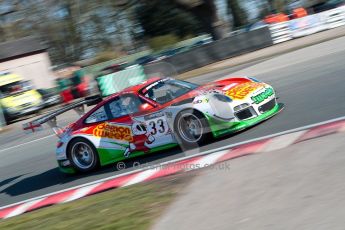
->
xmin=23 ymin=77 xmax=283 ymax=173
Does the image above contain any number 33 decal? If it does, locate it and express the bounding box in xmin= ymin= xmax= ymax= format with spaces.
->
xmin=148 ymin=119 xmax=166 ymax=135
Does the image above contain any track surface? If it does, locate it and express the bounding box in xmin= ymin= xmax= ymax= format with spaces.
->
xmin=1 ymin=37 xmax=345 ymax=207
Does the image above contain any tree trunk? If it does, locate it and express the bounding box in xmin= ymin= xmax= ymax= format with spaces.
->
xmin=227 ymin=0 xmax=248 ymax=29
xmin=175 ymin=0 xmax=225 ymax=40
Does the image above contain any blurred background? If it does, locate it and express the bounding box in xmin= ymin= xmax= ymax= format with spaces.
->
xmin=2 ymin=0 xmax=343 ymax=60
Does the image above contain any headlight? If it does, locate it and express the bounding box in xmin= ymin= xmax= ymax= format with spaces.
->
xmin=213 ymin=94 xmax=232 ymax=103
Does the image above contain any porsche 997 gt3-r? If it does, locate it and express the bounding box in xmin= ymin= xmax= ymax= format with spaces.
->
xmin=24 ymin=77 xmax=283 ymax=173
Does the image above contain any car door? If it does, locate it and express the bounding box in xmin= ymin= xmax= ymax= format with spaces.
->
xmin=96 ymin=93 xmax=175 ymax=161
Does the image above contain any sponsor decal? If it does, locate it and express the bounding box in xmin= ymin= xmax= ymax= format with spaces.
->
xmin=144 ymin=112 xmax=164 ymax=120
xmin=93 ymin=123 xmax=133 ymax=142
xmin=251 ymin=87 xmax=274 ymax=104
xmin=124 ymin=122 xmax=155 ymax=158
xmin=225 ymin=82 xmax=263 ymax=100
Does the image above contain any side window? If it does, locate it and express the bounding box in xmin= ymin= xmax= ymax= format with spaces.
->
xmin=85 ymin=106 xmax=108 ymax=124
xmin=108 ymin=94 xmax=145 ymax=120
xmin=108 ymin=98 xmax=128 ymax=118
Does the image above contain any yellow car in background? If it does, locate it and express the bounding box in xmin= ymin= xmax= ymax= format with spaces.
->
xmin=0 ymin=72 xmax=43 ymax=123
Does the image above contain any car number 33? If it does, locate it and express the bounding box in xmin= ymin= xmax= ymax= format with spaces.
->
xmin=146 ymin=118 xmax=169 ymax=136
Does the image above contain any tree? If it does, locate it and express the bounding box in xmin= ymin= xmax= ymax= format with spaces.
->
xmin=267 ymin=0 xmax=288 ymax=13
xmin=135 ymin=0 xmax=202 ymax=38
xmin=122 ymin=0 xmax=225 ymax=40
xmin=227 ymin=0 xmax=248 ymax=28
xmin=0 ymin=0 xmax=140 ymax=64
xmin=174 ymin=0 xmax=225 ymax=40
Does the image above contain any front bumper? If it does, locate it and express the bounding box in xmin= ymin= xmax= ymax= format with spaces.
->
xmin=207 ymin=101 xmax=284 ymax=138
xmin=57 ymin=160 xmax=76 ymax=174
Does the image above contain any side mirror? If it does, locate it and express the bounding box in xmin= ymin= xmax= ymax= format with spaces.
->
xmin=139 ymin=103 xmax=154 ymax=112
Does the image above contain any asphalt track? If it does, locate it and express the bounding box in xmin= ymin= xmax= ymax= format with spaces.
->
xmin=1 ymin=37 xmax=345 ymax=207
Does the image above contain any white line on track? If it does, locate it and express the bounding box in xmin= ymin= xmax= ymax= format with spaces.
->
xmin=1 ymin=115 xmax=345 ymax=211
xmin=0 ymin=134 xmax=55 ymax=153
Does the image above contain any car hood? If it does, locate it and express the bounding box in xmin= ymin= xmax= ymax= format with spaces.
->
xmin=170 ymin=77 xmax=266 ymax=104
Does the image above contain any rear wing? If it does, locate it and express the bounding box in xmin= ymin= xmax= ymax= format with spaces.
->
xmin=23 ymin=95 xmax=102 ymax=135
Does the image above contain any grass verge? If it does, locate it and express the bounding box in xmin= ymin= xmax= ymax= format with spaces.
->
xmin=0 ymin=173 xmax=195 ymax=230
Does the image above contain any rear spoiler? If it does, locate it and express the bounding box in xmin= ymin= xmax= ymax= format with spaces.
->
xmin=23 ymin=95 xmax=102 ymax=135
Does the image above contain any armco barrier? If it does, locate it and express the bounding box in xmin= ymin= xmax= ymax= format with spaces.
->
xmin=144 ymin=27 xmax=273 ymax=74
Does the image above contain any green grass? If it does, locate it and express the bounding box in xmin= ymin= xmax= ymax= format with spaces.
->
xmin=0 ymin=174 xmax=194 ymax=230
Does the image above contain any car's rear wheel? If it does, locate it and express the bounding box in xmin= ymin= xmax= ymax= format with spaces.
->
xmin=68 ymin=138 xmax=99 ymax=172
xmin=174 ymin=109 xmax=209 ymax=149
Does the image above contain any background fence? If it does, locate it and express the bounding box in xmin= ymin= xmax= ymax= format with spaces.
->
xmin=92 ymin=6 xmax=345 ymax=96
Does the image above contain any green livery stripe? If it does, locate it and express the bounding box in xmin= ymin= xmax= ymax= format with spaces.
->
xmin=97 ymin=143 xmax=178 ymax=167
xmin=59 ymin=167 xmax=76 ymax=174
xmin=97 ymin=149 xmax=125 ymax=166
xmin=57 ymin=161 xmax=76 ymax=174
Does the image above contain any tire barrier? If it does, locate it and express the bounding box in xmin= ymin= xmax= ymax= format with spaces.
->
xmin=270 ymin=6 xmax=345 ymax=42
xmin=269 ymin=22 xmax=293 ymax=44
xmin=321 ymin=7 xmax=345 ymax=29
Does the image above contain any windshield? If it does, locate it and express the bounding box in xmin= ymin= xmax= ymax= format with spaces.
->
xmin=0 ymin=81 xmax=32 ymax=97
xmin=141 ymin=79 xmax=199 ymax=104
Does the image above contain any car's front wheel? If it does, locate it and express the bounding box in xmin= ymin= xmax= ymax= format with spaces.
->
xmin=68 ymin=138 xmax=99 ymax=173
xmin=174 ymin=109 xmax=210 ymax=149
